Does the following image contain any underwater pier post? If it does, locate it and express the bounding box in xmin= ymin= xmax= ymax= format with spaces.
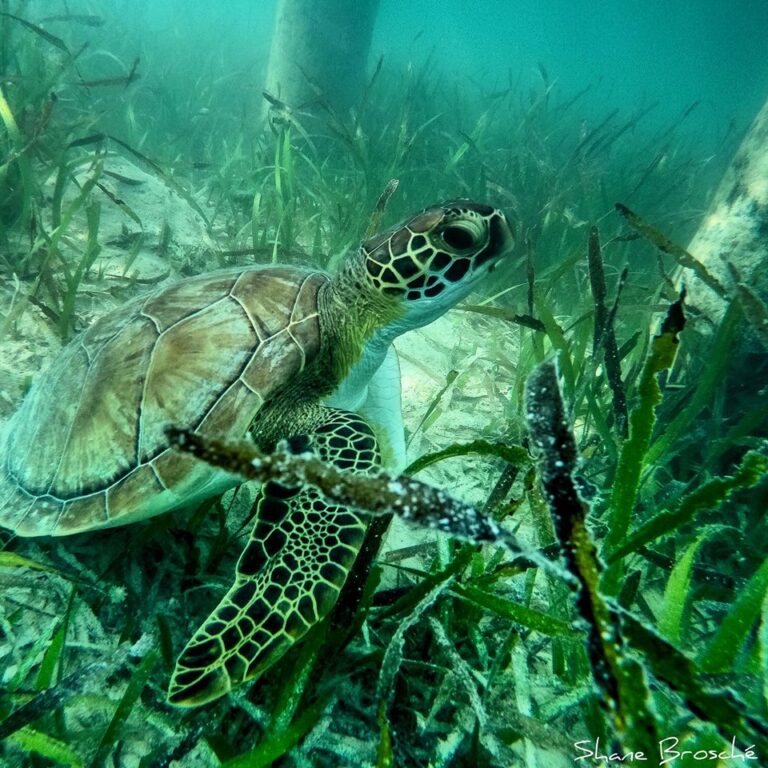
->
xmin=675 ymin=97 xmax=768 ymax=422
xmin=263 ymin=0 xmax=381 ymax=116
xmin=679 ymin=98 xmax=768 ymax=337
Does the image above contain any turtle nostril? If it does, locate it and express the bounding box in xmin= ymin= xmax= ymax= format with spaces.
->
xmin=441 ymin=226 xmax=475 ymax=251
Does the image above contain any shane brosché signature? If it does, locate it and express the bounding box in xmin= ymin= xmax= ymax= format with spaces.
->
xmin=573 ymin=737 xmax=758 ymax=765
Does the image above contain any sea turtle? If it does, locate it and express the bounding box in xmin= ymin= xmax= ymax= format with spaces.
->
xmin=0 ymin=200 xmax=513 ymax=706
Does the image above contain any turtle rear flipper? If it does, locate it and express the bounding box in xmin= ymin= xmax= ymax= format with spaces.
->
xmin=167 ymin=409 xmax=378 ymax=706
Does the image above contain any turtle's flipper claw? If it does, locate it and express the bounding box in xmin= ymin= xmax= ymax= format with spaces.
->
xmin=167 ymin=409 xmax=379 ymax=707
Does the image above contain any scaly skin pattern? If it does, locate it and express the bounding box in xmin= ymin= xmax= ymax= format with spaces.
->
xmin=168 ymin=409 xmax=377 ymax=706
xmin=0 ymin=200 xmax=513 ymax=705
xmin=167 ymin=201 xmax=513 ymax=705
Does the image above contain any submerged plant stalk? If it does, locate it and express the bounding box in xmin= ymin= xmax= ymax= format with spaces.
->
xmin=587 ymin=225 xmax=628 ymax=435
xmin=166 ymin=427 xmax=568 ymax=583
xmin=525 ymin=359 xmax=658 ymax=753
xmin=614 ymin=203 xmax=726 ymax=298
xmin=604 ymin=292 xmax=686 ymax=556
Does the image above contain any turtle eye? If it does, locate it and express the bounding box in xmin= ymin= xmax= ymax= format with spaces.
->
xmin=439 ymin=224 xmax=478 ymax=252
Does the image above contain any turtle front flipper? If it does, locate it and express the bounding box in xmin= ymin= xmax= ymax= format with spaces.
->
xmin=167 ymin=409 xmax=379 ymax=706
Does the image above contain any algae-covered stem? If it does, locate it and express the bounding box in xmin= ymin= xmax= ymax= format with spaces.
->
xmin=523 ymin=346 xmax=768 ymax=757
xmin=524 ymin=360 xmax=657 ymax=751
xmin=524 ymin=361 xmax=618 ymax=670
xmin=165 ymin=427 xmax=570 ymax=583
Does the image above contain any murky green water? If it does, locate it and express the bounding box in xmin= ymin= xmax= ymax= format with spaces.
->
xmin=0 ymin=2 xmax=767 ymax=766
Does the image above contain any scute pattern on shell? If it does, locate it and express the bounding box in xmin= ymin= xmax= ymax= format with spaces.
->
xmin=0 ymin=266 xmax=327 ymax=536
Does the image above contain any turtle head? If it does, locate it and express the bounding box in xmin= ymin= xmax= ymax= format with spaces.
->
xmin=356 ymin=200 xmax=513 ymax=332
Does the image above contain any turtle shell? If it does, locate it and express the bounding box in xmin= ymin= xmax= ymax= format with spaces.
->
xmin=0 ymin=266 xmax=327 ymax=537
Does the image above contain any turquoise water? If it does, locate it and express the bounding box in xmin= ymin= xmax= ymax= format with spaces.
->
xmin=377 ymin=0 xmax=768 ymax=131
xmin=0 ymin=2 xmax=767 ymax=766
xmin=103 ymin=0 xmax=768 ymax=138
